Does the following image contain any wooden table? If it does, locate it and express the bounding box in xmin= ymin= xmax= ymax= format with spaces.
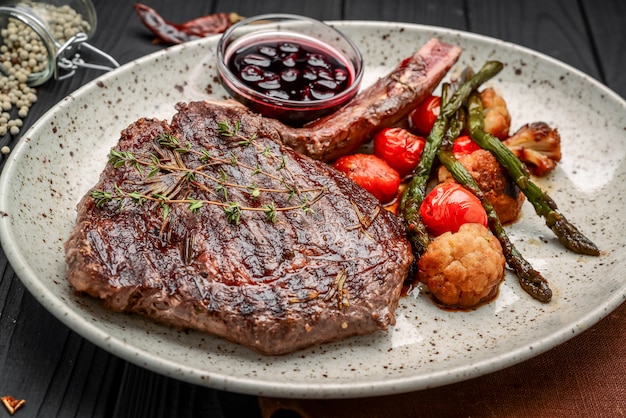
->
xmin=1 ymin=1 xmax=624 ymax=417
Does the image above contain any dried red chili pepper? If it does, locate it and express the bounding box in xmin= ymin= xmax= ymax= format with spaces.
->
xmin=134 ymin=3 xmax=243 ymax=44
xmin=1 ymin=395 xmax=26 ymax=415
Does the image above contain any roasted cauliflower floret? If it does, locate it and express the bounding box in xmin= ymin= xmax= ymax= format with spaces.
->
xmin=503 ymin=121 xmax=561 ymax=177
xmin=481 ymin=87 xmax=511 ymax=140
xmin=438 ymin=149 xmax=525 ymax=224
xmin=418 ymin=223 xmax=506 ymax=309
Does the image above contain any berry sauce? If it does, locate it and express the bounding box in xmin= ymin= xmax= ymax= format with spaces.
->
xmin=229 ymin=40 xmax=352 ymax=102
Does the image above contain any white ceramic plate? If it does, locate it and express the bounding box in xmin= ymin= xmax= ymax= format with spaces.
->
xmin=1 ymin=22 xmax=625 ymax=399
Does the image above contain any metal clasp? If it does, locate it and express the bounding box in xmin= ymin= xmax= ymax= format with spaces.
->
xmin=55 ymin=32 xmax=120 ymax=81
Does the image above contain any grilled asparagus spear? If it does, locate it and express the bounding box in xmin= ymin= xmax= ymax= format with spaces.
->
xmin=467 ymin=93 xmax=599 ymax=256
xmin=437 ymin=110 xmax=552 ymax=302
xmin=399 ymin=61 xmax=503 ymax=255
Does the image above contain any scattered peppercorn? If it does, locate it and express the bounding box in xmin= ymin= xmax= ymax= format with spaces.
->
xmin=0 ymin=3 xmax=91 ymax=138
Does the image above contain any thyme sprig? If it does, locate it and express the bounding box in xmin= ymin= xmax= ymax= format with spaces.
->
xmin=90 ymin=123 xmax=325 ymax=226
xmin=217 ymin=120 xmax=299 ymax=190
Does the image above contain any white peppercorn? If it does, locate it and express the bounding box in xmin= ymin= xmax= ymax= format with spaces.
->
xmin=0 ymin=3 xmax=91 ymax=137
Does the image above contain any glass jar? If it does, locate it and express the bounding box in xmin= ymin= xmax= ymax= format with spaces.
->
xmin=0 ymin=0 xmax=117 ymax=86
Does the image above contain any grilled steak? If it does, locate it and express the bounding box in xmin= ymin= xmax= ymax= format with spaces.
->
xmin=278 ymin=37 xmax=463 ymax=161
xmin=64 ymin=38 xmax=460 ymax=355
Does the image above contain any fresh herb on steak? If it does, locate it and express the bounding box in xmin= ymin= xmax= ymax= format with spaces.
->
xmin=90 ymin=122 xmax=326 ymax=226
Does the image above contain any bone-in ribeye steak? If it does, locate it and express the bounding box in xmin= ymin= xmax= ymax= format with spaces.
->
xmin=64 ymin=38 xmax=460 ymax=355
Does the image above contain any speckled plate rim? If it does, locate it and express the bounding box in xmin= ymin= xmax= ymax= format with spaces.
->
xmin=1 ymin=21 xmax=625 ymax=399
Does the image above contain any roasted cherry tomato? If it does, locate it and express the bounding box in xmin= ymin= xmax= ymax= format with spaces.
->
xmin=410 ymin=95 xmax=441 ymax=136
xmin=333 ymin=154 xmax=401 ymax=203
xmin=420 ymin=182 xmax=488 ymax=236
xmin=452 ymin=135 xmax=481 ymax=159
xmin=373 ymin=127 xmax=426 ymax=178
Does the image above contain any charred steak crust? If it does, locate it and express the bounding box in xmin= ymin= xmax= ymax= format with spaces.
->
xmin=65 ymin=101 xmax=413 ymax=355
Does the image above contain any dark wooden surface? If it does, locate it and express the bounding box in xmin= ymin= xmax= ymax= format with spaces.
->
xmin=1 ymin=1 xmax=624 ymax=417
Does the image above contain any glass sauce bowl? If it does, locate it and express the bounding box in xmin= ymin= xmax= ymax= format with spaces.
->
xmin=217 ymin=14 xmax=363 ymax=126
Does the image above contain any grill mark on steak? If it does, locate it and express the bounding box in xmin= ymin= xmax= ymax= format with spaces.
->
xmin=64 ymin=38 xmax=460 ymax=355
xmin=65 ymin=106 xmax=412 ymax=354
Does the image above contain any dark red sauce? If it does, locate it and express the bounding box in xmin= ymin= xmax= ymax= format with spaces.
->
xmin=228 ymin=40 xmax=352 ymax=102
